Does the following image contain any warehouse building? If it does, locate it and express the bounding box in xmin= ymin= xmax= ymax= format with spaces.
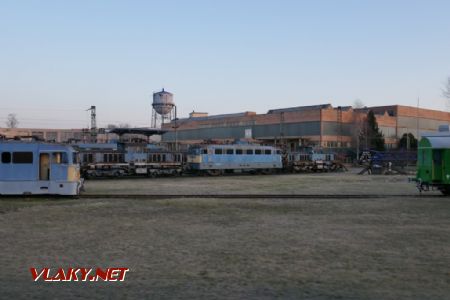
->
xmin=162 ymin=104 xmax=450 ymax=151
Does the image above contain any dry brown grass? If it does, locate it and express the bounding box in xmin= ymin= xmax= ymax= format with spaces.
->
xmin=0 ymin=173 xmax=449 ymax=299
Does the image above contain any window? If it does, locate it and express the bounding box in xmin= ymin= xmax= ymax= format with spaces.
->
xmin=226 ymin=149 xmax=234 ymax=155
xmin=12 ymin=152 xmax=33 ymax=164
xmin=246 ymin=149 xmax=253 ymax=155
xmin=104 ymin=154 xmax=108 ymax=162
xmin=215 ymin=149 xmax=223 ymax=155
xmin=236 ymin=149 xmax=243 ymax=155
xmin=202 ymin=149 xmax=208 ymax=154
xmin=255 ymin=149 xmax=262 ymax=155
xmin=162 ymin=154 xmax=166 ymax=162
xmin=87 ymin=153 xmax=93 ymax=163
xmin=1 ymin=152 xmax=11 ymax=163
xmin=264 ymin=149 xmax=271 ymax=155
xmin=52 ymin=152 xmax=68 ymax=164
xmin=276 ymin=150 xmax=281 ymax=155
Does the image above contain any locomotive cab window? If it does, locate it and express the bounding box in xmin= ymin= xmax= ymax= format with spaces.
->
xmin=52 ymin=152 xmax=68 ymax=164
xmin=73 ymin=153 xmax=79 ymax=164
xmin=12 ymin=152 xmax=33 ymax=164
xmin=1 ymin=152 xmax=11 ymax=163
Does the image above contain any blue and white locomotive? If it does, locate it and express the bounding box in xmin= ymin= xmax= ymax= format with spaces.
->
xmin=186 ymin=143 xmax=282 ymax=175
xmin=0 ymin=140 xmax=83 ymax=195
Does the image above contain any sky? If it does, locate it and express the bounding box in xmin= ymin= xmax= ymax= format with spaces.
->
xmin=1 ymin=0 xmax=450 ymax=129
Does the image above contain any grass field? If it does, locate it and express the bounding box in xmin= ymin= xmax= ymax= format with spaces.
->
xmin=82 ymin=171 xmax=421 ymax=196
xmin=0 ymin=173 xmax=449 ymax=299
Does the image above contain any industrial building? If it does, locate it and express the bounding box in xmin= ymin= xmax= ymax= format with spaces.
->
xmin=162 ymin=104 xmax=450 ymax=151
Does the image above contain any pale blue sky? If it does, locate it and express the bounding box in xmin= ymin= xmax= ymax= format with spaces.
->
xmin=1 ymin=0 xmax=450 ymax=128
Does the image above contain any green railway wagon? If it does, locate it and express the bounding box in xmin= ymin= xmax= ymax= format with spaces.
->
xmin=416 ymin=134 xmax=450 ymax=195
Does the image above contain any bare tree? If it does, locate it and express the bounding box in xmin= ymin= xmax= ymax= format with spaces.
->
xmin=6 ymin=113 xmax=19 ymax=128
xmin=443 ymin=76 xmax=450 ymax=99
xmin=353 ymin=99 xmax=365 ymax=109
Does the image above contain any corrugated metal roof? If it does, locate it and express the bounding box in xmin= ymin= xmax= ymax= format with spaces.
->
xmin=267 ymin=104 xmax=332 ymax=114
xmin=183 ymin=112 xmax=250 ymax=121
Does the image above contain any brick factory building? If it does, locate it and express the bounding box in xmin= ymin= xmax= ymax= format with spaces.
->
xmin=162 ymin=104 xmax=450 ymax=151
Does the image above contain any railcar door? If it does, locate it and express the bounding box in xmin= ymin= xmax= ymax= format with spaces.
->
xmin=50 ymin=152 xmax=69 ymax=180
xmin=432 ymin=149 xmax=443 ymax=182
xmin=39 ymin=153 xmax=50 ymax=180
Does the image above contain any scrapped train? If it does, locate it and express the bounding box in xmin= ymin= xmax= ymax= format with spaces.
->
xmin=74 ymin=141 xmax=345 ymax=178
xmin=75 ymin=142 xmax=183 ymax=178
xmin=416 ymin=133 xmax=450 ymax=195
xmin=0 ymin=139 xmax=83 ymax=196
xmin=186 ymin=144 xmax=282 ymax=175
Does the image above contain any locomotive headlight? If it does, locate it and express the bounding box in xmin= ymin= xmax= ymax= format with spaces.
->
xmin=67 ymin=165 xmax=81 ymax=181
xmin=187 ymin=155 xmax=202 ymax=163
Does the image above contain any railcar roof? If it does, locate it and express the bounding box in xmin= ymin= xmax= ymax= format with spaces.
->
xmin=420 ymin=135 xmax=450 ymax=149
xmin=199 ymin=144 xmax=276 ymax=148
xmin=75 ymin=143 xmax=118 ymax=150
xmin=0 ymin=140 xmax=75 ymax=151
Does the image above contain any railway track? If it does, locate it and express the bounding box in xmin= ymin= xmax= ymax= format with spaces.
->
xmin=79 ymin=193 xmax=434 ymax=199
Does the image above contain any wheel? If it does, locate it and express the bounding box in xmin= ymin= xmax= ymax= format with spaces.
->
xmin=207 ymin=169 xmax=222 ymax=176
xmin=439 ymin=187 xmax=450 ymax=196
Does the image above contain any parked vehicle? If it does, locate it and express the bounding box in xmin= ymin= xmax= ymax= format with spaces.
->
xmin=75 ymin=142 xmax=183 ymax=178
xmin=0 ymin=140 xmax=83 ymax=195
xmin=416 ymin=134 xmax=450 ymax=195
xmin=186 ymin=143 xmax=282 ymax=175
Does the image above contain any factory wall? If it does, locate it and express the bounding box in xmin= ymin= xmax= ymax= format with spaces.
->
xmin=163 ymin=121 xmax=323 ymax=141
xmin=163 ymin=104 xmax=450 ymax=150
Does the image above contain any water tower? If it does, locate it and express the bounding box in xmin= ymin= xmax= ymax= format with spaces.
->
xmin=151 ymin=89 xmax=176 ymax=128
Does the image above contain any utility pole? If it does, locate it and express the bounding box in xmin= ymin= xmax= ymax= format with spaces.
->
xmin=337 ymin=106 xmax=342 ymax=151
xmin=416 ymin=97 xmax=420 ymax=141
xmin=172 ymin=106 xmax=179 ymax=151
xmin=279 ymin=112 xmax=285 ymax=148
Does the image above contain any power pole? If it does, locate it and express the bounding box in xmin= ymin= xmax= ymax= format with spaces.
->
xmin=337 ymin=106 xmax=342 ymax=150
xmin=279 ymin=112 xmax=285 ymax=148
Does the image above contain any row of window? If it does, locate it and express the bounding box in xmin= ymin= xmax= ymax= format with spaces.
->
xmin=149 ymin=154 xmax=182 ymax=163
xmin=210 ymin=149 xmax=277 ymax=155
xmin=1 ymin=152 xmax=33 ymax=164
xmin=82 ymin=153 xmax=183 ymax=163
xmin=82 ymin=153 xmax=126 ymax=164
xmin=1 ymin=152 xmax=73 ymax=164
